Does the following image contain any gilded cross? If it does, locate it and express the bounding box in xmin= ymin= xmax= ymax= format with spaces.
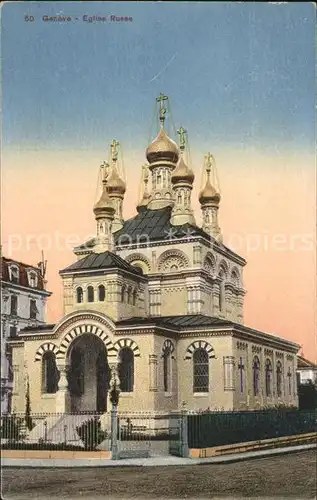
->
xmin=100 ymin=161 xmax=110 ymax=182
xmin=111 ymin=139 xmax=120 ymax=162
xmin=156 ymin=93 xmax=168 ymax=124
xmin=177 ymin=126 xmax=187 ymax=151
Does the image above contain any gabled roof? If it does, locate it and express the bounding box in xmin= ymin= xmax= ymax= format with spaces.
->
xmin=59 ymin=251 xmax=143 ymax=275
xmin=297 ymin=355 xmax=317 ymax=369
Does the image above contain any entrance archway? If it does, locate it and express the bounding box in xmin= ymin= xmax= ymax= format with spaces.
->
xmin=67 ymin=334 xmax=111 ymax=413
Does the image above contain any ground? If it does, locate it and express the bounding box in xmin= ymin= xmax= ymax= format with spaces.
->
xmin=2 ymin=450 xmax=316 ymax=499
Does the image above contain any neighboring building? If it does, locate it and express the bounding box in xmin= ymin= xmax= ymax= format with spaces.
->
xmin=0 ymin=256 xmax=51 ymax=413
xmin=9 ymin=95 xmax=300 ymax=416
xmin=297 ymin=355 xmax=317 ymax=385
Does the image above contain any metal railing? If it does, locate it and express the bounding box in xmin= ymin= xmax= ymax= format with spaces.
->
xmin=187 ymin=409 xmax=317 ymax=448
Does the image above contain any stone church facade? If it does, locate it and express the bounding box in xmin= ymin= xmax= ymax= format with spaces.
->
xmin=9 ymin=95 xmax=299 ymax=414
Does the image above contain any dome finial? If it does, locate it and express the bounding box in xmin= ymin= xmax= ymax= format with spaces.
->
xmin=156 ymin=93 xmax=168 ymax=127
xmin=177 ymin=126 xmax=187 ymax=153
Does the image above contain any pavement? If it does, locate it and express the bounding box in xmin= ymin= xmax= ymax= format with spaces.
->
xmin=1 ymin=442 xmax=316 ymax=468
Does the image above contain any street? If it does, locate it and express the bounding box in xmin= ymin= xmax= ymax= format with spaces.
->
xmin=2 ymin=450 xmax=317 ymax=499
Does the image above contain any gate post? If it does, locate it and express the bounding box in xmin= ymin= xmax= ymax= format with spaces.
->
xmin=181 ymin=405 xmax=189 ymax=458
xmin=111 ymin=405 xmax=119 ymax=460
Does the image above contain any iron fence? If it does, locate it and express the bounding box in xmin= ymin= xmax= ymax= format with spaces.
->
xmin=0 ymin=412 xmax=111 ymax=451
xmin=187 ymin=409 xmax=317 ymax=448
xmin=0 ymin=410 xmax=182 ymax=457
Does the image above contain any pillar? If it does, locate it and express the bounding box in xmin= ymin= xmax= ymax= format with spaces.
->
xmin=56 ymin=364 xmax=69 ymax=413
xmin=149 ymin=354 xmax=158 ymax=392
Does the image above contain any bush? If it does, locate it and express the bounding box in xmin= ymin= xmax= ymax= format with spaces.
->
xmin=76 ymin=417 xmax=108 ymax=450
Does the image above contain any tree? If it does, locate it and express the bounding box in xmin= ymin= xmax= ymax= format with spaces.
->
xmin=298 ymin=381 xmax=317 ymax=410
xmin=25 ymin=376 xmax=34 ymax=431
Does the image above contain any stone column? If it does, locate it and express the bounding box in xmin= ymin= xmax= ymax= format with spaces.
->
xmin=223 ymin=356 xmax=235 ymax=391
xmin=149 ymin=354 xmax=158 ymax=392
xmin=56 ymin=364 xmax=69 ymax=413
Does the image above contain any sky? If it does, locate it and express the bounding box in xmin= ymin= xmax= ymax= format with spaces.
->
xmin=1 ymin=2 xmax=316 ymax=359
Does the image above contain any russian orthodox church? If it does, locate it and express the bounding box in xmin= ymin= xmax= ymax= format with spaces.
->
xmin=9 ymin=94 xmax=299 ymax=415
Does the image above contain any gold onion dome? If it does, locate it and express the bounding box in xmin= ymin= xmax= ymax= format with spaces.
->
xmin=171 ymin=156 xmax=194 ymax=184
xmin=199 ymin=179 xmax=221 ymax=205
xmin=146 ymin=127 xmax=179 ymax=164
xmin=93 ymin=185 xmax=115 ymax=216
xmin=106 ymin=168 xmax=126 ymax=195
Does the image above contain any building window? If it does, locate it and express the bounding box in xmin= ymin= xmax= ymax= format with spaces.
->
xmin=132 ymin=289 xmax=137 ymax=306
xmin=28 ymin=272 xmax=38 ymax=288
xmin=218 ymin=269 xmax=225 ymax=313
xmin=265 ymin=359 xmax=272 ymax=396
xmin=9 ymin=266 xmax=19 ymax=284
xmin=127 ymin=287 xmax=132 ymax=304
xmin=163 ymin=348 xmax=172 ymax=392
xmin=76 ymin=287 xmax=83 ymax=303
xmin=276 ymin=361 xmax=283 ymax=397
xmin=287 ymin=368 xmax=292 ymax=395
xmin=121 ymin=286 xmax=125 ymax=302
xmin=9 ymin=326 xmax=17 ymax=337
xmin=87 ymin=286 xmax=94 ymax=303
xmin=41 ymin=352 xmax=59 ymax=394
xmin=29 ymin=299 xmax=38 ymax=319
xmin=193 ymin=348 xmax=209 ymax=393
xmin=10 ymin=295 xmax=18 ymax=316
xmin=98 ymin=285 xmax=105 ymax=302
xmin=253 ymin=356 xmax=260 ymax=396
xmin=118 ymin=347 xmax=134 ymax=392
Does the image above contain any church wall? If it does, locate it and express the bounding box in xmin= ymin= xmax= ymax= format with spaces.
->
xmin=152 ymin=335 xmax=178 ymax=412
xmin=160 ymin=286 xmax=187 ymax=316
xmin=177 ymin=335 xmax=235 ymax=411
xmin=233 ymin=339 xmax=298 ymax=410
xmin=11 ymin=345 xmax=25 ymax=413
xmin=61 ymin=273 xmax=147 ymax=321
xmin=117 ymin=333 xmax=156 ymax=412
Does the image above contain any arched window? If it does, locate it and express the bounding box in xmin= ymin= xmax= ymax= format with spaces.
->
xmin=127 ymin=287 xmax=132 ymax=304
xmin=121 ymin=286 xmax=126 ymax=302
xmin=132 ymin=289 xmax=137 ymax=306
xmin=76 ymin=287 xmax=83 ymax=303
xmin=287 ymin=367 xmax=292 ymax=395
xmin=218 ymin=269 xmax=225 ymax=313
xmin=87 ymin=286 xmax=94 ymax=303
xmin=41 ymin=352 xmax=59 ymax=394
xmin=163 ymin=348 xmax=172 ymax=393
xmin=265 ymin=359 xmax=272 ymax=396
xmin=118 ymin=348 xmax=134 ymax=392
xmin=253 ymin=356 xmax=260 ymax=396
xmin=276 ymin=361 xmax=283 ymax=397
xmin=193 ymin=348 xmax=209 ymax=393
xmin=98 ymin=285 xmax=105 ymax=302
xmin=69 ymin=346 xmax=84 ymax=396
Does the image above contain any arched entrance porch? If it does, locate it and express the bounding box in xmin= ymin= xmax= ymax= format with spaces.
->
xmin=67 ymin=334 xmax=111 ymax=413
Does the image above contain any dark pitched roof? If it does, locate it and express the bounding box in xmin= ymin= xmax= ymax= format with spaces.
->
xmin=113 ymin=207 xmax=244 ymax=262
xmin=297 ymin=355 xmax=317 ymax=369
xmin=116 ymin=314 xmax=232 ymax=330
xmin=73 ymin=208 xmax=245 ymax=264
xmin=59 ymin=251 xmax=143 ymax=275
xmin=1 ymin=256 xmax=47 ymax=291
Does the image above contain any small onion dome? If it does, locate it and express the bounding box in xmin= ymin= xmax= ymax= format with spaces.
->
xmin=199 ymin=179 xmax=221 ymax=205
xmin=93 ymin=185 xmax=115 ymax=216
xmin=171 ymin=156 xmax=194 ymax=185
xmin=146 ymin=127 xmax=179 ymax=164
xmin=106 ymin=168 xmax=126 ymax=196
xmin=137 ymin=191 xmax=151 ymax=212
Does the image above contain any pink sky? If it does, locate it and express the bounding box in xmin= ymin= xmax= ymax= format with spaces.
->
xmin=2 ymin=148 xmax=316 ymax=361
